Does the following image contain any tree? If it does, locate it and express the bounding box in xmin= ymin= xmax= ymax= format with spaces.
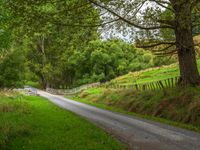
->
xmin=4 ymin=0 xmax=99 ymax=88
xmin=0 ymin=48 xmax=26 ymax=88
xmin=86 ymin=0 xmax=200 ymax=86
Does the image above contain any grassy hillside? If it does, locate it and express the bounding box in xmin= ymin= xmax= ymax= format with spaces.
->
xmin=109 ymin=59 xmax=200 ymax=86
xmin=0 ymin=91 xmax=124 ymax=150
xmin=107 ymin=35 xmax=200 ymax=86
xmin=109 ymin=63 xmax=178 ymax=85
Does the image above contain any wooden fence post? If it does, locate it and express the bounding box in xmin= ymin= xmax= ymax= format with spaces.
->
xmin=159 ymin=81 xmax=164 ymax=89
xmin=135 ymin=84 xmax=138 ymax=91
xmin=168 ymin=78 xmax=170 ymax=88
xmin=171 ymin=78 xmax=174 ymax=87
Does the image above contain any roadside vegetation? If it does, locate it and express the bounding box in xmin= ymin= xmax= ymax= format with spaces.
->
xmin=68 ymin=60 xmax=200 ymax=131
xmin=0 ymin=91 xmax=124 ymax=150
xmin=70 ymin=87 xmax=200 ymax=132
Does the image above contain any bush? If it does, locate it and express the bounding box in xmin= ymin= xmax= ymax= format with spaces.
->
xmin=0 ymin=49 xmax=25 ymax=88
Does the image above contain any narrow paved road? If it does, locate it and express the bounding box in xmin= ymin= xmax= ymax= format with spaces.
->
xmin=33 ymin=89 xmax=200 ymax=150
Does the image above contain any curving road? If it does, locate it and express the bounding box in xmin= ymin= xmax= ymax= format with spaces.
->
xmin=32 ymin=89 xmax=200 ymax=150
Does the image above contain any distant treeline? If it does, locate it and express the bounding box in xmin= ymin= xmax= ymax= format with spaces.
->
xmin=0 ymin=39 xmax=175 ymax=88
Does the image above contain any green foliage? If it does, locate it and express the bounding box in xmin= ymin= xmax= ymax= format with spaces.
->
xmin=92 ymin=40 xmax=163 ymax=78
xmin=0 ymin=48 xmax=25 ymax=88
xmin=25 ymin=34 xmax=175 ymax=88
xmin=61 ymin=39 xmax=174 ymax=87
xmin=0 ymin=0 xmax=177 ymax=89
xmin=0 ymin=1 xmax=11 ymax=51
xmin=25 ymin=81 xmax=41 ymax=89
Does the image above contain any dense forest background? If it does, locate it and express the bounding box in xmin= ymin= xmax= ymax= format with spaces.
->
xmin=0 ymin=33 xmax=174 ymax=88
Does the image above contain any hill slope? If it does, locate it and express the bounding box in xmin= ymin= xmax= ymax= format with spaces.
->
xmin=109 ymin=59 xmax=200 ymax=86
xmin=109 ymin=35 xmax=200 ymax=86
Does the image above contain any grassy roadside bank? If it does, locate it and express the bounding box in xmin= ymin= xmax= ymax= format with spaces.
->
xmin=67 ymin=87 xmax=200 ymax=132
xmin=0 ymin=91 xmax=124 ymax=150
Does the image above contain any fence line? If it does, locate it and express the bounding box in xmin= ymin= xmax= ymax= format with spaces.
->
xmin=100 ymin=76 xmax=180 ymax=91
xmin=46 ymin=76 xmax=180 ymax=95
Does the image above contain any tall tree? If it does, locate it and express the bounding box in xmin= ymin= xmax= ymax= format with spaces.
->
xmin=4 ymin=0 xmax=99 ymax=88
xmin=86 ymin=0 xmax=200 ymax=86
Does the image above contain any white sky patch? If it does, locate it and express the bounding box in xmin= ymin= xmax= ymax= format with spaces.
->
xmin=99 ymin=0 xmax=166 ymax=42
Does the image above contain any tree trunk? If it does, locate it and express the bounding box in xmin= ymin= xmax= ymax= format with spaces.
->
xmin=37 ymin=35 xmax=50 ymax=89
xmin=173 ymin=1 xmax=200 ymax=86
xmin=40 ymin=74 xmax=47 ymax=89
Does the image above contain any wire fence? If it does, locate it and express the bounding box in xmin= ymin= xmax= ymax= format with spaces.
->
xmin=46 ymin=76 xmax=180 ymax=95
xmin=100 ymin=76 xmax=180 ymax=91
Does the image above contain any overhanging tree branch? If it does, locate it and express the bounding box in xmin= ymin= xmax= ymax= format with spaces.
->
xmin=154 ymin=49 xmax=177 ymax=56
xmin=54 ymin=18 xmax=120 ymax=28
xmin=149 ymin=0 xmax=174 ymax=12
xmin=157 ymin=19 xmax=175 ymax=26
xmin=153 ymin=0 xmax=171 ymax=5
xmin=151 ymin=44 xmax=175 ymax=52
xmin=136 ymin=41 xmax=176 ymax=48
xmin=88 ymin=0 xmax=174 ymax=30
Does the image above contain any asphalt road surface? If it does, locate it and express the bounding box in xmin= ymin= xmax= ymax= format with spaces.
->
xmin=32 ymin=88 xmax=200 ymax=150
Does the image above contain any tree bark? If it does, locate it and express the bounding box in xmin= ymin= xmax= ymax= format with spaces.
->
xmin=173 ymin=0 xmax=200 ymax=86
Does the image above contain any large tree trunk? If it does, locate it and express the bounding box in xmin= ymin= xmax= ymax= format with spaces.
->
xmin=173 ymin=1 xmax=200 ymax=86
xmin=37 ymin=36 xmax=51 ymax=89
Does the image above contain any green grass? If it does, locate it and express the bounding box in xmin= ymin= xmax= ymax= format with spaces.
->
xmin=0 ymin=92 xmax=124 ymax=150
xmin=110 ymin=59 xmax=200 ymax=85
xmin=68 ymin=87 xmax=200 ymax=132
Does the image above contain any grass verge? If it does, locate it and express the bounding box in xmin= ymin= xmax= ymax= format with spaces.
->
xmin=67 ymin=87 xmax=200 ymax=132
xmin=0 ymin=91 xmax=124 ymax=150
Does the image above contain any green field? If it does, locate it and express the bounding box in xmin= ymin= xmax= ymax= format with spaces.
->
xmin=109 ymin=59 xmax=200 ymax=86
xmin=0 ymin=92 xmax=124 ymax=150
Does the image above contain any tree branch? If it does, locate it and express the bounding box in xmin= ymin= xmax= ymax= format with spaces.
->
xmin=157 ymin=19 xmax=175 ymax=26
xmin=151 ymin=44 xmax=175 ymax=52
xmin=88 ymin=0 xmax=174 ymax=30
xmin=54 ymin=18 xmax=120 ymax=28
xmin=153 ymin=0 xmax=171 ymax=5
xmin=154 ymin=49 xmax=177 ymax=56
xmin=136 ymin=41 xmax=176 ymax=49
xmin=150 ymin=0 xmax=174 ymax=12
